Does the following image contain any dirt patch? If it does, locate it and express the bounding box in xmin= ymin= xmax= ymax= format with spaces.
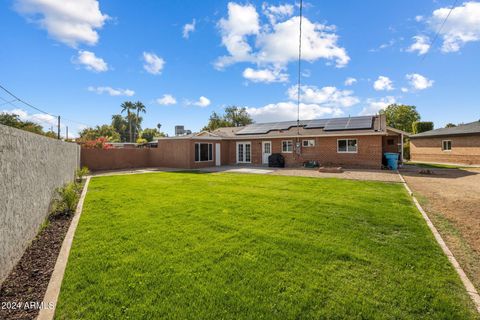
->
xmin=401 ymin=166 xmax=480 ymax=290
xmin=0 ymin=213 xmax=73 ymax=320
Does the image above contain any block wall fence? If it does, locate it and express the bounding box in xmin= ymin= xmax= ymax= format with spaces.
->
xmin=0 ymin=124 xmax=80 ymax=284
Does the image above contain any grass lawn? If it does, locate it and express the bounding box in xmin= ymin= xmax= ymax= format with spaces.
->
xmin=55 ymin=172 xmax=478 ymax=319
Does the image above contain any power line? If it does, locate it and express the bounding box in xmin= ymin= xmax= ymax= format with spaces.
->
xmin=296 ymin=0 xmax=303 ymax=135
xmin=421 ymin=0 xmax=458 ymax=62
xmin=0 ymin=84 xmax=56 ymax=117
xmin=0 ymin=84 xmax=97 ymax=139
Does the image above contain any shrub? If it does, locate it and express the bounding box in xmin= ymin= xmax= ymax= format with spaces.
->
xmin=403 ymin=140 xmax=411 ymax=160
xmin=51 ymin=183 xmax=80 ymax=216
xmin=83 ymin=137 xmax=112 ymax=149
xmin=75 ymin=166 xmax=90 ymax=182
xmin=412 ymin=121 xmax=434 ymax=134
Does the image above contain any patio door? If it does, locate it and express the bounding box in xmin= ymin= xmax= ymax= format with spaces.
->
xmin=262 ymin=141 xmax=272 ymax=164
xmin=237 ymin=142 xmax=251 ymax=163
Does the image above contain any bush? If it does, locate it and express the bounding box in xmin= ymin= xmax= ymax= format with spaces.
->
xmin=412 ymin=121 xmax=434 ymax=134
xmin=403 ymin=140 xmax=411 ymax=160
xmin=51 ymin=183 xmax=80 ymax=216
xmin=75 ymin=166 xmax=90 ymax=182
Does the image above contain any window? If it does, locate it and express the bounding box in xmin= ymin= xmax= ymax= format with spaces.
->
xmin=302 ymin=139 xmax=315 ymax=147
xmin=442 ymin=140 xmax=452 ymax=151
xmin=337 ymin=139 xmax=357 ymax=153
xmin=195 ymin=143 xmax=213 ymax=162
xmin=237 ymin=142 xmax=251 ymax=163
xmin=387 ymin=138 xmax=394 ymax=145
xmin=282 ymin=140 xmax=293 ymax=153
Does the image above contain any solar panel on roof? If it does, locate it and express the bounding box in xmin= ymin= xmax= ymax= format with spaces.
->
xmin=323 ymin=116 xmax=373 ymax=131
xmin=304 ymin=119 xmax=328 ymax=129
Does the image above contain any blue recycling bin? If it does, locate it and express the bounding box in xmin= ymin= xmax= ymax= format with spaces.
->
xmin=384 ymin=152 xmax=399 ymax=170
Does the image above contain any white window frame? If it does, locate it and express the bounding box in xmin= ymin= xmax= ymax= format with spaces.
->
xmin=337 ymin=139 xmax=358 ymax=153
xmin=442 ymin=140 xmax=452 ymax=152
xmin=236 ymin=141 xmax=252 ymax=163
xmin=302 ymin=139 xmax=315 ymax=147
xmin=282 ymin=140 xmax=293 ymax=153
xmin=194 ymin=142 xmax=213 ymax=162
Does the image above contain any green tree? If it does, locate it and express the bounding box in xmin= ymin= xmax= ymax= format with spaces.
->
xmin=379 ymin=104 xmax=420 ymax=133
xmin=224 ymin=106 xmax=253 ymax=127
xmin=412 ymin=121 xmax=434 ymax=134
xmin=445 ymin=123 xmax=456 ymax=128
xmin=0 ymin=112 xmax=45 ymax=135
xmin=111 ymin=114 xmax=129 ymax=142
xmin=79 ymin=125 xmax=120 ymax=142
xmin=121 ymin=101 xmax=135 ymax=142
xmin=141 ymin=128 xmax=166 ymax=142
xmin=133 ymin=101 xmax=146 ymax=141
xmin=202 ymin=106 xmax=253 ymax=131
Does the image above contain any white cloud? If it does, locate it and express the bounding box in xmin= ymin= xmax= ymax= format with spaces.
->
xmin=14 ymin=0 xmax=108 ymax=47
xmin=246 ymin=101 xmax=342 ymax=123
xmin=373 ymin=76 xmax=394 ymax=91
xmin=406 ymin=73 xmax=434 ymax=90
xmin=429 ymin=1 xmax=480 ymax=52
xmin=242 ymin=67 xmax=288 ymax=83
xmin=183 ymin=19 xmax=196 ymax=39
xmin=142 ymin=52 xmax=165 ymax=75
xmin=415 ymin=15 xmax=424 ymax=22
xmin=216 ymin=3 xmax=349 ymax=71
xmin=188 ymin=96 xmax=211 ymax=107
xmin=88 ymin=86 xmax=134 ymax=96
xmin=156 ymin=94 xmax=177 ymax=105
xmin=216 ymin=2 xmax=260 ymax=68
xmin=1 ymin=108 xmax=57 ymax=128
xmin=401 ymin=87 xmax=409 ymax=93
xmin=407 ymin=35 xmax=430 ymax=55
xmin=256 ymin=16 xmax=349 ymax=68
xmin=74 ymin=50 xmax=108 ymax=72
xmin=287 ymin=85 xmax=359 ymax=108
xmin=359 ymin=96 xmax=396 ymax=115
xmin=262 ymin=3 xmax=294 ymax=24
xmin=243 ymin=81 xmax=360 ymax=122
xmin=344 ymin=77 xmax=357 ymax=86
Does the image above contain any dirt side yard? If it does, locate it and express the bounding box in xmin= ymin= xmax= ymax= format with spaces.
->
xmin=400 ymin=166 xmax=480 ymax=290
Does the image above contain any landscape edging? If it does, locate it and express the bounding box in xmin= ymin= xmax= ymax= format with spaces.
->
xmin=397 ymin=171 xmax=480 ymax=313
xmin=37 ymin=176 xmax=91 ymax=320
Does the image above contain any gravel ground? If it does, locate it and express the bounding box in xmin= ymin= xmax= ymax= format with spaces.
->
xmin=270 ymin=167 xmax=402 ymax=182
xmin=400 ymin=166 xmax=480 ymax=290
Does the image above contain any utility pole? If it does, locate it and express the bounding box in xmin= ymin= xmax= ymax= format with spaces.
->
xmin=57 ymin=116 xmax=61 ymax=140
xmin=66 ymin=126 xmax=69 ymax=140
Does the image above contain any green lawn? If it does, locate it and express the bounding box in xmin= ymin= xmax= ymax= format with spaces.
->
xmin=56 ymin=172 xmax=478 ymax=319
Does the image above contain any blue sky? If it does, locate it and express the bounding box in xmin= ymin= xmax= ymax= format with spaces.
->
xmin=1 ymin=0 xmax=479 ymax=136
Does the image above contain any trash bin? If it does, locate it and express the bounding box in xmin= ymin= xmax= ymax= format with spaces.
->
xmin=384 ymin=152 xmax=399 ymax=170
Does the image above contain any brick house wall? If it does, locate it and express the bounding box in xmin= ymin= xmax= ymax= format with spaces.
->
xmin=410 ymin=135 xmax=480 ymax=165
xmin=224 ymin=135 xmax=384 ymax=168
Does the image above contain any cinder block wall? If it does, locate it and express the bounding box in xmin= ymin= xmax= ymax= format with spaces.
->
xmin=411 ymin=135 xmax=480 ymax=165
xmin=0 ymin=124 xmax=80 ymax=284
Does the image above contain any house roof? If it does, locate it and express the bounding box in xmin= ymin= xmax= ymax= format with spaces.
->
xmin=410 ymin=120 xmax=480 ymax=138
xmin=211 ymin=115 xmax=387 ymax=139
xmin=158 ymin=114 xmax=404 ymax=141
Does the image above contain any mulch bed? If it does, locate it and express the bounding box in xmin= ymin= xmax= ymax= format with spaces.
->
xmin=0 ymin=213 xmax=74 ymax=320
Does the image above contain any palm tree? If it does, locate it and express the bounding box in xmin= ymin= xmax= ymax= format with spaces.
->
xmin=121 ymin=101 xmax=135 ymax=142
xmin=133 ymin=101 xmax=146 ymax=141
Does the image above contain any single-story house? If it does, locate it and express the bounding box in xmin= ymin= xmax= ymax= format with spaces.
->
xmin=410 ymin=120 xmax=480 ymax=165
xmin=156 ymin=114 xmax=407 ymax=169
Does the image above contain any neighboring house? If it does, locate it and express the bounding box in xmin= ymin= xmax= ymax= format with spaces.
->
xmin=410 ymin=120 xmax=480 ymax=165
xmin=156 ymin=114 xmax=407 ymax=169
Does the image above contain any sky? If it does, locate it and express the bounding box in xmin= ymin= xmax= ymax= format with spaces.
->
xmin=1 ymin=0 xmax=480 ymax=137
